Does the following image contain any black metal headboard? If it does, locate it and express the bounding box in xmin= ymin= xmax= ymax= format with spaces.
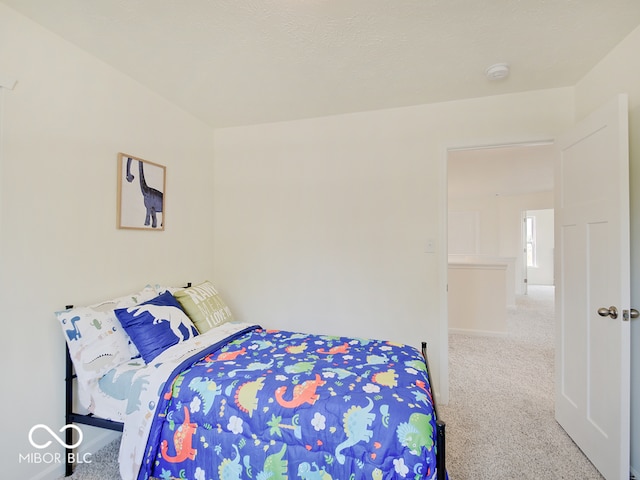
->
xmin=63 ymin=283 xmax=193 ymax=476
xmin=64 ymin=305 xmax=123 ymax=477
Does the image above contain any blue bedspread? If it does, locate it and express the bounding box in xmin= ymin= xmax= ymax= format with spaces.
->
xmin=138 ymin=326 xmax=440 ymax=480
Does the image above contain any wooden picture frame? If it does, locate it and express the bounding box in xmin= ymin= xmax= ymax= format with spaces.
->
xmin=117 ymin=153 xmax=166 ymax=230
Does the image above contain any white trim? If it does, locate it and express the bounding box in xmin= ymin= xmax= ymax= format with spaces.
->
xmin=446 ymin=138 xmax=554 ymax=153
xmin=437 ymin=144 xmax=450 ymax=406
xmin=448 ymin=262 xmax=507 ymax=270
xmin=448 ymin=327 xmax=508 ymax=338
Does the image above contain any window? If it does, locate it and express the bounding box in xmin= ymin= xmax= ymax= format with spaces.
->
xmin=525 ymin=216 xmax=537 ymax=267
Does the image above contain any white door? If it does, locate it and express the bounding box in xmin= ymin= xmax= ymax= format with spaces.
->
xmin=554 ymin=94 xmax=630 ymax=480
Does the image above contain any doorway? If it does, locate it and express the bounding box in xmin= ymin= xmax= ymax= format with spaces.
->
xmin=443 ymin=142 xmax=568 ymax=474
xmin=447 ymin=142 xmax=555 ymax=311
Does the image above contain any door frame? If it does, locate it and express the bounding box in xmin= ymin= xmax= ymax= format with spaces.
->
xmin=439 ymin=138 xmax=554 ymax=405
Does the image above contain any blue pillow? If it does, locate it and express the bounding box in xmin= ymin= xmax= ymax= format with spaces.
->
xmin=115 ymin=291 xmax=199 ymax=363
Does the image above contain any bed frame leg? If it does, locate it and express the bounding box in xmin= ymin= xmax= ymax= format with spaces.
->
xmin=65 ymin=341 xmax=74 ymax=477
xmin=422 ymin=341 xmax=447 ymax=480
xmin=436 ymin=420 xmax=446 ymax=480
xmin=64 ymin=439 xmax=73 ymax=477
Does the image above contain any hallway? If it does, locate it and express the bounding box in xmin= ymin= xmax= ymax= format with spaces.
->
xmin=439 ymin=286 xmax=603 ymax=479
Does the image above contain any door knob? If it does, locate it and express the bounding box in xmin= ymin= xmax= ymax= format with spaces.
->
xmin=597 ymin=306 xmax=618 ymax=319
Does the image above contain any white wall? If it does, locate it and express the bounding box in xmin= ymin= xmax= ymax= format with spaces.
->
xmin=574 ymin=23 xmax=640 ymax=476
xmin=448 ymin=191 xmax=553 ymax=293
xmin=212 ymin=88 xmax=574 ymax=407
xmin=448 ymin=196 xmax=501 ymax=256
xmin=0 ymin=5 xmax=216 ymax=478
xmin=448 ymin=210 xmax=480 ymax=254
xmin=498 ymin=192 xmax=554 ymax=292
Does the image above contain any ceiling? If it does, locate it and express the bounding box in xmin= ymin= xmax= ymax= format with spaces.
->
xmin=448 ymin=143 xmax=555 ymax=198
xmin=3 ymin=1 xmax=640 ymax=129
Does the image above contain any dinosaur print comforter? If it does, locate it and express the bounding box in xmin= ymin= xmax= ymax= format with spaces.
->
xmin=131 ymin=324 xmax=441 ymax=480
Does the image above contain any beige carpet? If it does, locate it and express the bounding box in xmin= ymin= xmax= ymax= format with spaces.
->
xmin=439 ymin=285 xmax=604 ymax=480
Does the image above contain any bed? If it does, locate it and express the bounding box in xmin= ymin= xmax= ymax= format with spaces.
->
xmin=58 ymin=282 xmax=446 ymax=480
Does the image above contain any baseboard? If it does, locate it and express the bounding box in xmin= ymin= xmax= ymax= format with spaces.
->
xmin=449 ymin=327 xmax=507 ymax=337
xmin=30 ymin=429 xmax=121 ymax=480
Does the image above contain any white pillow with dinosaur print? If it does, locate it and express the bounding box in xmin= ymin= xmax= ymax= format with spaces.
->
xmin=56 ymin=286 xmax=158 ymax=407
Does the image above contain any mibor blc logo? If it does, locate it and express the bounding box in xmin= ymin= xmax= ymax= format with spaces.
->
xmin=19 ymin=424 xmax=92 ymax=465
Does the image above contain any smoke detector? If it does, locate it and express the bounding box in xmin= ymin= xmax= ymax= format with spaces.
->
xmin=485 ymin=63 xmax=510 ymax=80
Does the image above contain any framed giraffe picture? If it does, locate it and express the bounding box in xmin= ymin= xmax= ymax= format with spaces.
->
xmin=117 ymin=153 xmax=166 ymax=230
